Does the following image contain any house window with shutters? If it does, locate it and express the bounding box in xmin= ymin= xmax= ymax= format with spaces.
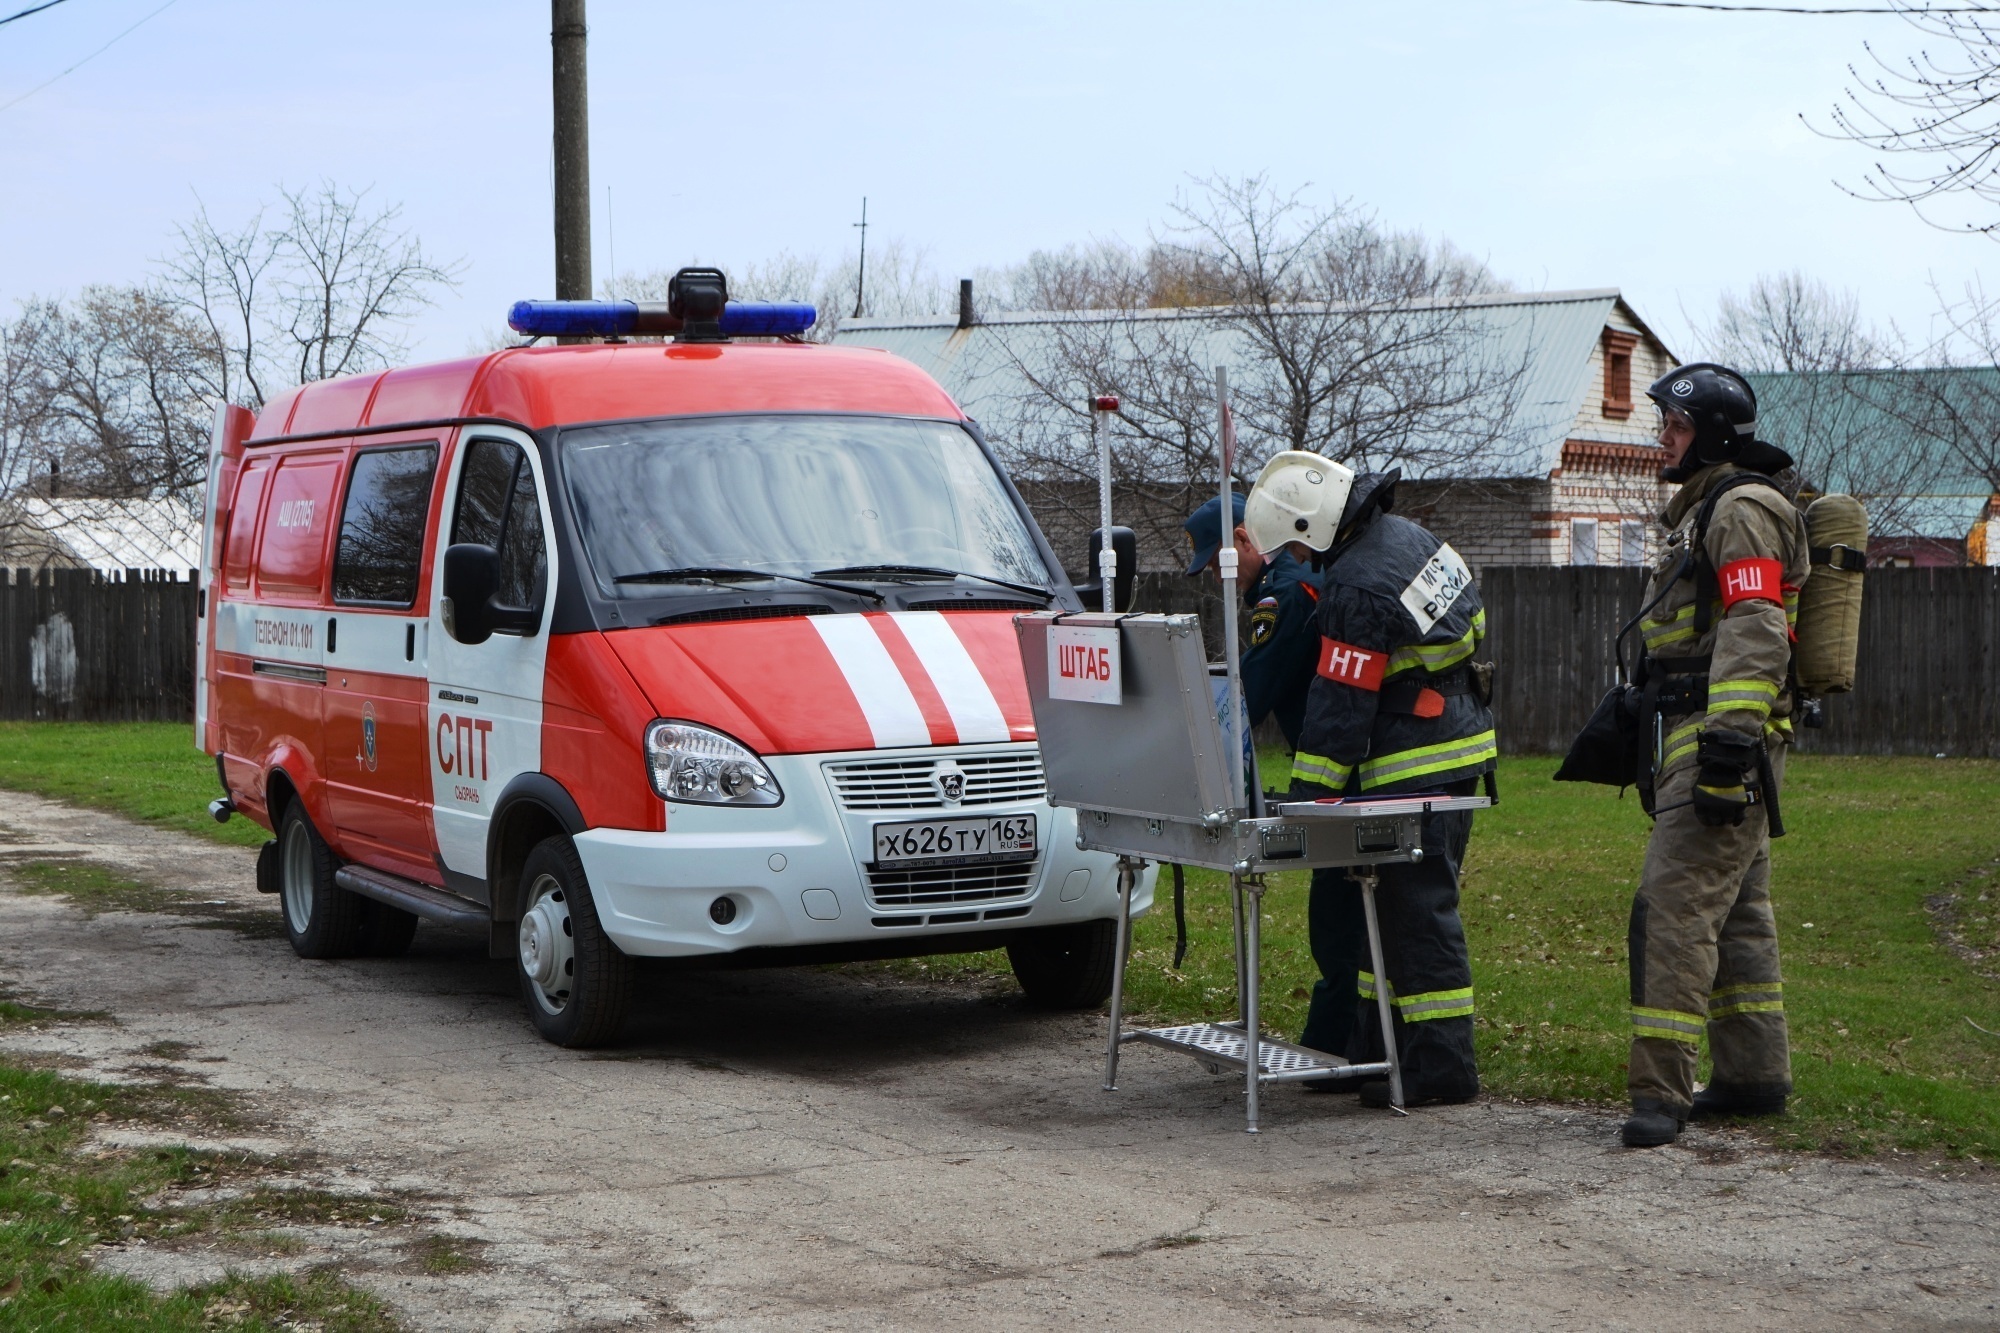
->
xmin=1602 ymin=329 xmax=1639 ymax=420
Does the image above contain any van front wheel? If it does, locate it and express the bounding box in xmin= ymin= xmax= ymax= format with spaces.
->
xmin=516 ymin=837 xmax=633 ymax=1047
xmin=1007 ymin=919 xmax=1119 ymax=1009
xmin=278 ymin=802 xmax=365 ymax=959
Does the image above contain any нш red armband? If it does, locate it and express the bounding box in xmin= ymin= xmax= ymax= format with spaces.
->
xmin=1317 ymin=638 xmax=1386 ymax=691
xmin=1717 ymin=558 xmax=1784 ymax=610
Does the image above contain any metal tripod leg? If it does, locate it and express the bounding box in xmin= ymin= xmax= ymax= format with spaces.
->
xmin=1356 ymin=868 xmax=1407 ymax=1115
xmin=1230 ymin=875 xmax=1248 ymax=1025
xmin=1102 ymin=858 xmax=1137 ymax=1091
xmin=1242 ymin=874 xmax=1262 ymax=1134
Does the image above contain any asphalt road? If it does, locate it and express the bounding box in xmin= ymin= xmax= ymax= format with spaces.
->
xmin=0 ymin=787 xmax=1992 ymax=1331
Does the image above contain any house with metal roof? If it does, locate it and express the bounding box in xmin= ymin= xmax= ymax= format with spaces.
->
xmin=1746 ymin=368 xmax=1999 ymax=567
xmin=834 ymin=288 xmax=1682 ymax=572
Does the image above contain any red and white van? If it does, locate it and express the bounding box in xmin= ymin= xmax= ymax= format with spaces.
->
xmin=197 ymin=291 xmax=1153 ymax=1045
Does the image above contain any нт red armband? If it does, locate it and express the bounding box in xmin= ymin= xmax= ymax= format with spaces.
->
xmin=1717 ymin=558 xmax=1784 ymax=610
xmin=1317 ymin=638 xmax=1386 ymax=691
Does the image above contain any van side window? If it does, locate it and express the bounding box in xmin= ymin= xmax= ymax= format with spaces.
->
xmin=333 ymin=444 xmax=438 ymax=606
xmin=224 ymin=460 xmax=272 ymax=590
xmin=452 ymin=439 xmax=547 ymax=615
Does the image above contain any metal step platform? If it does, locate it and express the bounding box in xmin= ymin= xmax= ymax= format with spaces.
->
xmin=1123 ymin=1022 xmax=1390 ymax=1084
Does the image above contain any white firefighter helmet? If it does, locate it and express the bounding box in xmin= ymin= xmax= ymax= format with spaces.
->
xmin=1243 ymin=451 xmax=1355 ymax=555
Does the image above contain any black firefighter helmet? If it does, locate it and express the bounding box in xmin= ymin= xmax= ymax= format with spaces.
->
xmin=1645 ymin=362 xmax=1793 ymax=482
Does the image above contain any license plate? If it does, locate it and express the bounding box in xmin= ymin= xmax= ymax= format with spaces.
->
xmin=872 ymin=814 xmax=1038 ymax=868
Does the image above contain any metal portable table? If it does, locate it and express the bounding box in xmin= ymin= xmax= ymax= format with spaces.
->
xmin=1018 ymin=610 xmax=1488 ymax=1132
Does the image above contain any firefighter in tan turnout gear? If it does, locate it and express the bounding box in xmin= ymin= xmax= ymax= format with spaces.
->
xmin=1623 ymin=363 xmax=1809 ymax=1148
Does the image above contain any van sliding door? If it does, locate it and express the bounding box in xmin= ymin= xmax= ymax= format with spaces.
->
xmin=322 ymin=442 xmax=440 ymax=878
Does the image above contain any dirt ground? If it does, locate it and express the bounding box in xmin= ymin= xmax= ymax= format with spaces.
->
xmin=0 ymin=787 xmax=1993 ymax=1331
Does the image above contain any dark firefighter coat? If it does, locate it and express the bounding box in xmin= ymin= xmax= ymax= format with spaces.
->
xmin=1242 ymin=549 xmax=1322 ymax=748
xmin=1289 ymin=504 xmax=1497 ymax=797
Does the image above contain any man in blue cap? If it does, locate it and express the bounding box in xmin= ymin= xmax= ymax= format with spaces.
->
xmin=1183 ymin=494 xmax=1360 ymax=1079
xmin=1183 ymin=493 xmax=1322 ymax=747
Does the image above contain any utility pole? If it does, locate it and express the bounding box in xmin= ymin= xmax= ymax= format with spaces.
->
xmin=551 ymin=0 xmax=592 ymax=302
xmin=852 ymin=197 xmax=868 ymax=318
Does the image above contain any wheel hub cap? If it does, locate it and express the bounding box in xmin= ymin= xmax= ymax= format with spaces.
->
xmin=518 ymin=878 xmax=574 ymax=1011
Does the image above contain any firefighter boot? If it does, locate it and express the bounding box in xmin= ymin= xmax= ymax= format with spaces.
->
xmin=1622 ymin=1098 xmax=1686 ymax=1148
xmin=1690 ymin=1084 xmax=1787 ymax=1119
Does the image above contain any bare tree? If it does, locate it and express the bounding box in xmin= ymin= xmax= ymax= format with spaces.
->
xmin=1706 ymin=271 xmax=1887 ymax=374
xmin=1822 ymin=2 xmax=2000 ymax=235
xmin=160 ymin=182 xmax=460 ymax=411
xmin=2 ymin=288 xmax=217 ymax=500
xmin=1700 ymin=271 xmax=1984 ymax=539
xmin=981 ymin=176 xmax=1531 ymax=564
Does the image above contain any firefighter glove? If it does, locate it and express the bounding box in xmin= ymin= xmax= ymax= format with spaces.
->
xmin=1691 ymin=729 xmax=1759 ymax=828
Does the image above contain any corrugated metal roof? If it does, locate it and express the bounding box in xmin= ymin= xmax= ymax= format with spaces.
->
xmin=834 ymin=288 xmax=1632 ymax=478
xmin=1749 ymin=369 xmax=1998 ymax=538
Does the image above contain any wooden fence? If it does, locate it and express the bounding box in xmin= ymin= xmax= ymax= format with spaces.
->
xmin=4 ymin=565 xmax=1996 ymax=754
xmin=1472 ymin=566 xmax=2000 ymax=757
xmin=0 ymin=568 xmax=200 ymax=722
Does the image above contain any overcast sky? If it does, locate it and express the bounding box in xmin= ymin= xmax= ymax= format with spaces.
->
xmin=1 ymin=0 xmax=1988 ymax=366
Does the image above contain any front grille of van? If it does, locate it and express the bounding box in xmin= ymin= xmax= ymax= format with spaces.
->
xmin=826 ymin=750 xmax=1046 ymax=812
xmin=864 ymin=858 xmax=1040 ymax=910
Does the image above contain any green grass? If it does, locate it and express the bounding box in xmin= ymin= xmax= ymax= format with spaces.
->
xmin=0 ymin=1058 xmax=402 ymax=1331
xmin=3 ymin=724 xmax=1997 ymax=1160
xmin=11 ymin=860 xmax=284 ymax=940
xmin=881 ymin=753 xmax=2000 ymax=1162
xmin=0 ymin=722 xmax=266 ymax=848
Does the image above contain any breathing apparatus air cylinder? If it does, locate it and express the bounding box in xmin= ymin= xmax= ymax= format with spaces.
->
xmin=1794 ymin=494 xmax=1869 ymax=695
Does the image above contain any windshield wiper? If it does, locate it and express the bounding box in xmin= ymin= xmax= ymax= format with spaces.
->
xmin=613 ymin=566 xmax=884 ymax=602
xmin=811 ymin=564 xmax=1054 ymax=602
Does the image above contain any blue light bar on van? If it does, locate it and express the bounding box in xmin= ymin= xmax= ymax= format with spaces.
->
xmin=506 ymin=300 xmax=817 ymax=339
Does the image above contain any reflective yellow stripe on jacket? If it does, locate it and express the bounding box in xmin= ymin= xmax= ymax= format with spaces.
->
xmin=1292 ymin=751 xmax=1352 ymax=790
xmin=1385 ymin=609 xmax=1486 ymax=679
xmin=1357 ymin=729 xmax=1497 ymax=790
xmin=1706 ymin=678 xmax=1779 ymax=723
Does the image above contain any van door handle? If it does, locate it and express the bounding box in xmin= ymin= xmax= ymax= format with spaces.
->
xmin=326 ymin=617 xmax=337 ymax=654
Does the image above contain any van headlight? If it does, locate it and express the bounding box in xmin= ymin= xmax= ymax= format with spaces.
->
xmin=645 ymin=721 xmax=783 ymax=806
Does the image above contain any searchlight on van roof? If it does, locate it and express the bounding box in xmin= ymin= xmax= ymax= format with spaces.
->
xmin=508 ymin=265 xmax=816 ymax=342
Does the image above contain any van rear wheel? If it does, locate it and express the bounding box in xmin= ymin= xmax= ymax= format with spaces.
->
xmin=516 ymin=836 xmax=632 ymax=1047
xmin=1007 ymin=919 xmax=1119 ymax=1009
xmin=277 ymin=803 xmax=365 ymax=959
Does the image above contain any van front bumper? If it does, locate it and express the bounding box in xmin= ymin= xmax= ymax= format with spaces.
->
xmin=572 ymin=747 xmax=1155 ymax=959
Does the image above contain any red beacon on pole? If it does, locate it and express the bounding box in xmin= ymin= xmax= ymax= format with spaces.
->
xmin=1092 ymin=395 xmax=1120 ymax=413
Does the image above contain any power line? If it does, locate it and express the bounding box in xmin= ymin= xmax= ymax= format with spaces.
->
xmin=1580 ymin=0 xmax=1991 ymax=12
xmin=0 ymin=0 xmax=176 ymax=113
xmin=0 ymin=0 xmax=71 ymax=27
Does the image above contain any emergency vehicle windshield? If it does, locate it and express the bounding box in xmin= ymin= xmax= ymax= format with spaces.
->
xmin=560 ymin=415 xmax=1054 ymax=597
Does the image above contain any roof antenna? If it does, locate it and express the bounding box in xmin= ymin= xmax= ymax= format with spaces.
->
xmin=852 ymin=196 xmax=868 ymax=319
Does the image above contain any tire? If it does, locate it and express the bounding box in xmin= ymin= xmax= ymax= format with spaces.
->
xmin=277 ymin=802 xmax=365 ymax=959
xmin=358 ymin=900 xmax=420 ymax=957
xmin=515 ymin=836 xmax=633 ymax=1047
xmin=1007 ymin=919 xmax=1120 ymax=1009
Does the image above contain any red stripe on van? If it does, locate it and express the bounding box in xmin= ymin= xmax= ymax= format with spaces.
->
xmin=865 ymin=613 xmax=958 ymax=746
xmin=940 ymin=613 xmax=1037 ymax=741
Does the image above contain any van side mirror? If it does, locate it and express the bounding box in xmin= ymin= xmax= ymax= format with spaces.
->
xmin=1081 ymin=526 xmax=1138 ymax=612
xmin=442 ymin=544 xmax=500 ymax=645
